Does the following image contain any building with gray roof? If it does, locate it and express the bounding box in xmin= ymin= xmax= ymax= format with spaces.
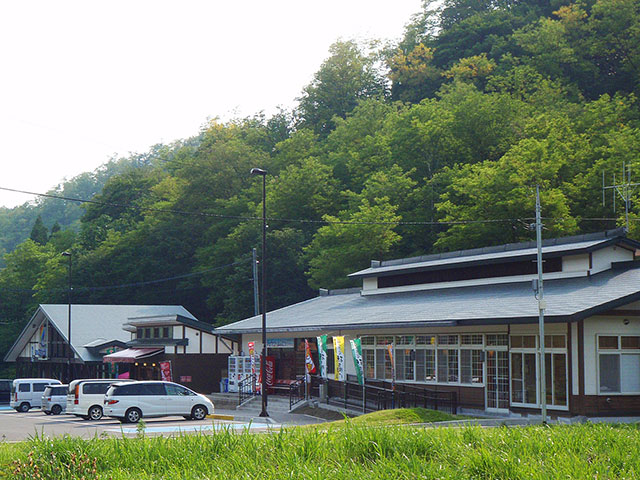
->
xmin=217 ymin=229 xmax=640 ymax=417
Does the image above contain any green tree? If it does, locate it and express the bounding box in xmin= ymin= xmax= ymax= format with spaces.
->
xmin=29 ymin=215 xmax=48 ymax=245
xmin=297 ymin=40 xmax=389 ymax=137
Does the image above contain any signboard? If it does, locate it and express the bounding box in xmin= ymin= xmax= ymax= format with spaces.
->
xmin=32 ymin=324 xmax=48 ymax=360
xmin=159 ymin=361 xmax=173 ymax=382
xmin=266 ymin=338 xmax=294 ymax=348
xmin=179 ymin=376 xmax=192 ymax=383
xmin=264 ymin=355 xmax=275 ymax=388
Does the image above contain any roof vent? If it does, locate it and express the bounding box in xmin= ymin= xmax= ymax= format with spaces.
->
xmin=371 ymin=260 xmax=381 ymax=267
xmin=319 ymin=288 xmax=329 ymax=296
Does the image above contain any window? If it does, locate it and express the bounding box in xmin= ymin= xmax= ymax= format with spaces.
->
xmin=83 ymin=383 xmax=110 ymax=395
xmin=598 ymin=335 xmax=640 ymax=394
xmin=486 ymin=334 xmax=508 ymax=346
xmin=460 ymin=349 xmax=483 ymax=384
xmin=437 ymin=349 xmax=459 ymax=383
xmin=140 ymin=383 xmax=166 ymax=396
xmin=166 ymin=384 xmax=194 ymax=396
xmin=19 ymin=383 xmax=30 ymax=392
xmin=33 ymin=383 xmax=48 ymax=392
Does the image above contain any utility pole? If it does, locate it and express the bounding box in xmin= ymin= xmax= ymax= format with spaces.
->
xmin=252 ymin=248 xmax=259 ymax=317
xmin=535 ymin=186 xmax=547 ymax=424
xmin=603 ymin=162 xmax=640 ymax=233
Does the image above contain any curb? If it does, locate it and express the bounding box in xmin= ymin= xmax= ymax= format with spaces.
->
xmin=207 ymin=414 xmax=235 ymax=420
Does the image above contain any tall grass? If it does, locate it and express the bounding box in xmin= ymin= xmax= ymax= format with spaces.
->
xmin=1 ymin=422 xmax=639 ymax=479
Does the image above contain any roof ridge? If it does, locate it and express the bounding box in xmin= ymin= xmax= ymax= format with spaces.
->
xmin=376 ymin=229 xmax=627 ymax=268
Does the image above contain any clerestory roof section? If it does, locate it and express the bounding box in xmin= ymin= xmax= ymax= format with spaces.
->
xmin=215 ymin=264 xmax=640 ymax=334
xmin=349 ymin=229 xmax=640 ymax=279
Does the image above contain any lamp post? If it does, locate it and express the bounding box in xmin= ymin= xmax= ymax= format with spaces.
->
xmin=250 ymin=167 xmax=269 ymax=418
xmin=61 ymin=251 xmax=72 ymax=383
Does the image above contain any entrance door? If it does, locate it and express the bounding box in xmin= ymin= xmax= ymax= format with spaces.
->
xmin=486 ymin=350 xmax=509 ymax=411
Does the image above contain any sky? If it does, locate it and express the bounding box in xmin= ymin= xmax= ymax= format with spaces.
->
xmin=0 ymin=0 xmax=423 ymax=208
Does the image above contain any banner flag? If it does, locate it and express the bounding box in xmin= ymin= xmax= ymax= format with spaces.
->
xmin=305 ymin=339 xmax=316 ymax=374
xmin=159 ymin=361 xmax=172 ymax=382
xmin=386 ymin=344 xmax=396 ymax=389
xmin=317 ymin=335 xmax=328 ymax=378
xmin=333 ymin=336 xmax=346 ymax=381
xmin=350 ymin=338 xmax=364 ymax=385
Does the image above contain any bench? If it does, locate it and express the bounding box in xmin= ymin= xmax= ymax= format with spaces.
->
xmin=269 ymin=379 xmax=298 ymax=395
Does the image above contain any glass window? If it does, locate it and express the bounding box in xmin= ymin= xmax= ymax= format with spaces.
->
xmin=141 ymin=383 xmax=166 ymax=396
xmin=162 ymin=327 xmax=171 ymax=339
xmin=544 ymin=335 xmax=566 ymax=349
xmin=599 ymin=355 xmax=621 ymax=392
xmin=395 ymin=336 xmax=414 ymax=346
xmin=599 ymin=336 xmax=618 ymax=349
xmin=83 ymin=383 xmax=110 ymax=395
xmin=375 ymin=349 xmax=385 ymax=379
xmin=437 ymin=349 xmax=458 ymax=383
xmin=166 ymin=384 xmax=193 ymax=396
xmin=33 ymin=383 xmax=48 ymax=392
xmin=361 ymin=336 xmax=375 ymax=346
xmin=18 ymin=383 xmax=30 ymax=392
xmin=438 ymin=335 xmax=458 ymax=346
xmin=621 ymin=336 xmax=640 ymax=350
xmin=416 ymin=335 xmax=435 ymax=346
xmin=153 ymin=328 xmax=160 ymax=338
xmin=364 ymin=349 xmax=375 ymax=378
xmin=461 ymin=349 xmax=483 ymax=384
xmin=377 ymin=336 xmax=393 ymax=346
xmin=486 ymin=334 xmax=508 ymax=346
xmin=461 ymin=334 xmax=483 ymax=346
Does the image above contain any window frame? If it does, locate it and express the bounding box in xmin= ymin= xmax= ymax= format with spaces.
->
xmin=596 ymin=334 xmax=640 ymax=395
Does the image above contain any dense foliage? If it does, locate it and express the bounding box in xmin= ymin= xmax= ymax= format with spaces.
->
xmin=2 ymin=0 xmax=640 ymax=373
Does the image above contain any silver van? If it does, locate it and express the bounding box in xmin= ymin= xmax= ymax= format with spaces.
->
xmin=10 ymin=378 xmax=61 ymax=412
xmin=42 ymin=384 xmax=68 ymax=415
xmin=67 ymin=378 xmax=133 ymax=420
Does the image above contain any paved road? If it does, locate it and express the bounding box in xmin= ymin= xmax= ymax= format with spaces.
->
xmin=0 ymin=406 xmax=279 ymax=442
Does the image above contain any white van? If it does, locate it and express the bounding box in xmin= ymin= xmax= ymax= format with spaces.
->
xmin=10 ymin=378 xmax=62 ymax=412
xmin=67 ymin=378 xmax=133 ymax=420
xmin=104 ymin=381 xmax=214 ymax=423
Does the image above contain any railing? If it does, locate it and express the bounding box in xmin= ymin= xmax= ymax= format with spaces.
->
xmin=238 ymin=373 xmax=256 ymax=406
xmin=324 ymin=378 xmax=457 ymax=414
xmin=289 ymin=378 xmax=306 ymax=410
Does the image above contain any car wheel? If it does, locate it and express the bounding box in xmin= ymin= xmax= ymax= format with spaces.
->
xmin=125 ymin=408 xmax=142 ymax=423
xmin=51 ymin=404 xmax=62 ymax=415
xmin=18 ymin=402 xmax=30 ymax=412
xmin=191 ymin=405 xmax=207 ymax=421
xmin=88 ymin=405 xmax=103 ymax=421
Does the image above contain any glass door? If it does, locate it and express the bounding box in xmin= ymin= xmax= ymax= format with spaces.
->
xmin=511 ymin=352 xmax=538 ymax=405
xmin=486 ymin=350 xmax=509 ymax=410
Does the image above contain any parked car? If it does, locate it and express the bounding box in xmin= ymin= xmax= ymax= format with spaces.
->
xmin=10 ymin=378 xmax=62 ymax=412
xmin=0 ymin=379 xmax=12 ymax=404
xmin=67 ymin=378 xmax=133 ymax=421
xmin=41 ymin=384 xmax=69 ymax=415
xmin=104 ymin=381 xmax=214 ymax=423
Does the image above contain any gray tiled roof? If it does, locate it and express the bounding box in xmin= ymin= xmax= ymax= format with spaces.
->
xmin=4 ymin=305 xmax=197 ymax=362
xmin=216 ymin=266 xmax=640 ymax=334
xmin=349 ymin=229 xmax=640 ymax=278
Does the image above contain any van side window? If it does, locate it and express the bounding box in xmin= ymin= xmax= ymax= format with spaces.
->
xmin=33 ymin=383 xmax=48 ymax=392
xmin=166 ymin=384 xmax=194 ymax=396
xmin=83 ymin=383 xmax=109 ymax=395
xmin=18 ymin=384 xmax=30 ymax=392
xmin=141 ymin=383 xmax=166 ymax=395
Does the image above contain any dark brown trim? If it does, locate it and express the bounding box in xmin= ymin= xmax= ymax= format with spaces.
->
xmin=567 ymin=322 xmax=572 ymax=412
xmin=599 ymin=309 xmax=640 ymax=317
xmin=216 ymin=335 xmax=219 ymax=354
xmin=589 ymin=252 xmax=593 ymax=269
xmin=199 ymin=331 xmax=202 ymax=354
xmin=182 ymin=326 xmax=186 ymax=354
xmin=578 ymin=319 xmax=585 ymax=397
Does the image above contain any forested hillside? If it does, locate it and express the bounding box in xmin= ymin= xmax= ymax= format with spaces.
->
xmin=1 ymin=0 xmax=639 ymax=374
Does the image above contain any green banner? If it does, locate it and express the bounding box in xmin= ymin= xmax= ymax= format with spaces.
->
xmin=317 ymin=335 xmax=328 ymax=378
xmin=350 ymin=338 xmax=364 ymax=386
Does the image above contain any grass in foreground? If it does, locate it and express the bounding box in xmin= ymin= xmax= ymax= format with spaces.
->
xmin=1 ymin=422 xmax=639 ymax=479
xmin=318 ymin=407 xmax=460 ymax=427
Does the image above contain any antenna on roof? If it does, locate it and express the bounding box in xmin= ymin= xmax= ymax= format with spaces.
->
xmin=602 ymin=162 xmax=640 ymax=233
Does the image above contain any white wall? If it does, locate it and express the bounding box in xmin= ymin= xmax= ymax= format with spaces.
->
xmin=591 ymin=245 xmax=634 ymax=274
xmin=562 ymin=254 xmax=589 ymax=272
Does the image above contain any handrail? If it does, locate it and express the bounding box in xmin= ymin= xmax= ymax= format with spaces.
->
xmin=238 ymin=373 xmax=256 ymax=406
xmin=289 ymin=377 xmax=306 ymax=410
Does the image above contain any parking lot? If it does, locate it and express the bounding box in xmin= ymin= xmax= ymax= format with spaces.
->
xmin=0 ymin=406 xmax=278 ymax=442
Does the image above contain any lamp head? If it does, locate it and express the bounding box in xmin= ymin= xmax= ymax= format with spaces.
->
xmin=250 ymin=168 xmax=267 ymax=176
xmin=61 ymin=251 xmax=71 ymax=257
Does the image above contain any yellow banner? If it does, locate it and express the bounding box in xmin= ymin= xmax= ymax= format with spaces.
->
xmin=333 ymin=336 xmax=345 ymax=381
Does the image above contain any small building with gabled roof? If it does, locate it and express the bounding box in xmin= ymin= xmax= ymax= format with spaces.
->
xmin=4 ymin=304 xmax=236 ymax=393
xmin=216 ymin=229 xmax=640 ymax=417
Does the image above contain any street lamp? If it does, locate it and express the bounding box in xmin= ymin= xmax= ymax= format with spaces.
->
xmin=61 ymin=251 xmax=72 ymax=383
xmin=250 ymin=167 xmax=269 ymax=418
